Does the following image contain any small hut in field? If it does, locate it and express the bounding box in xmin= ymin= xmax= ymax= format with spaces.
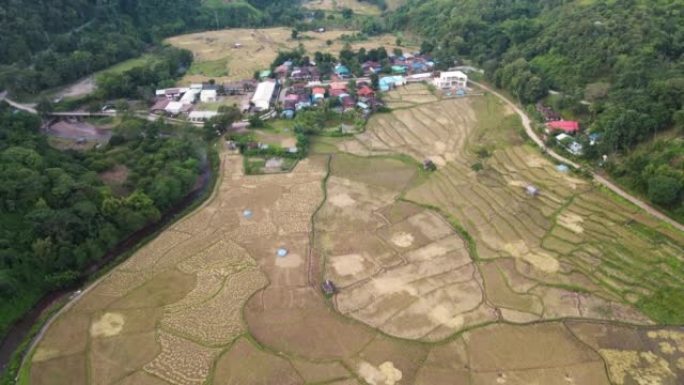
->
xmin=321 ymin=280 xmax=336 ymax=295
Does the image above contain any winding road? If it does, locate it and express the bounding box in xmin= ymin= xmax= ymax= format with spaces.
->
xmin=470 ymin=80 xmax=684 ymax=233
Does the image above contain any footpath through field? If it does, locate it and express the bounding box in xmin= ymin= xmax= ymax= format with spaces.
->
xmin=470 ymin=80 xmax=684 ymax=233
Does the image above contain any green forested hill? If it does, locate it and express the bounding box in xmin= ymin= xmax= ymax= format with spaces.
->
xmin=0 ymin=0 xmax=301 ymax=94
xmin=391 ymin=0 xmax=684 ymax=219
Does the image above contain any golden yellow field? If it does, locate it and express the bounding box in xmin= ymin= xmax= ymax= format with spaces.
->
xmin=304 ymin=0 xmax=383 ymax=15
xmin=166 ymin=28 xmax=414 ymax=84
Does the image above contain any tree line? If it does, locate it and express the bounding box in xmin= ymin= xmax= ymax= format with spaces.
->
xmin=0 ymin=106 xmax=206 ymax=339
xmin=0 ymin=0 xmax=304 ymax=94
xmin=390 ymin=0 xmax=683 ymax=219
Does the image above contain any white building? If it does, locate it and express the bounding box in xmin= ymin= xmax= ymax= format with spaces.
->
xmin=434 ymin=70 xmax=468 ymax=90
xmin=188 ymin=110 xmax=219 ymax=122
xmin=407 ymin=73 xmax=433 ymax=83
xmin=200 ymin=89 xmax=217 ymax=103
xmin=251 ymin=81 xmax=276 ymax=111
xmin=180 ymin=89 xmax=199 ymax=104
xmin=165 ymin=101 xmax=184 ymax=115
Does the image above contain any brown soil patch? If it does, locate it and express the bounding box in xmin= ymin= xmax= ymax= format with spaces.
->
xmin=116 ymin=371 xmax=171 ymax=385
xmin=46 ymin=119 xmax=111 ymax=141
xmin=244 ymin=287 xmax=375 ymax=359
xmin=90 ymin=331 xmax=160 ymax=385
xmin=32 ymin=312 xmax=89 ymax=363
xmin=466 ymin=323 xmax=602 ymax=371
xmin=213 ymin=338 xmax=303 ymax=385
xmin=99 ymin=164 xmax=129 ymax=185
xmin=290 ymin=359 xmax=351 ymax=383
xmin=415 ymin=338 xmax=470 ymax=385
xmin=30 ymin=353 xmax=87 ymax=385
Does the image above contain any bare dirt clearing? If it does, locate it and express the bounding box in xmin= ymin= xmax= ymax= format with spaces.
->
xmin=46 ymin=120 xmax=112 ymax=142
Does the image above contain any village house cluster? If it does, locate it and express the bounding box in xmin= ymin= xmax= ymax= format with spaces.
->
xmin=151 ymin=50 xmax=469 ymax=126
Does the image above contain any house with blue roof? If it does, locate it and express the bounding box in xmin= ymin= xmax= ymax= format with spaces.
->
xmin=334 ymin=64 xmax=351 ymax=78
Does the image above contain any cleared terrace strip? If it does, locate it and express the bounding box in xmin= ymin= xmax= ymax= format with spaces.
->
xmin=398 ymin=108 xmax=444 ymax=143
xmin=410 ymin=106 xmax=463 ymax=155
xmin=372 ymin=116 xmax=411 ymax=150
xmin=385 ymin=111 xmax=432 ymax=150
xmin=465 ymin=183 xmax=547 ymax=242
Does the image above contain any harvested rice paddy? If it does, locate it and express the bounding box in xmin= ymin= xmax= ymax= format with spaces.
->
xmin=24 ymin=75 xmax=684 ymax=385
xmin=304 ymin=0 xmax=383 ymax=15
xmin=166 ymin=28 xmax=414 ymax=84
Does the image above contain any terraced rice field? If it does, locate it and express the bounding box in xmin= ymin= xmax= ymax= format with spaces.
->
xmin=338 ymin=87 xmax=684 ymax=327
xmin=25 ymin=82 xmax=684 ymax=385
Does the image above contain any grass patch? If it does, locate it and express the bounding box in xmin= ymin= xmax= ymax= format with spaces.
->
xmin=310 ymin=137 xmax=341 ymax=154
xmin=99 ymin=54 xmax=159 ymax=76
xmin=243 ymin=156 xmax=298 ymax=175
xmin=636 ymin=287 xmax=684 ymax=324
xmin=188 ymin=58 xmax=230 ymax=77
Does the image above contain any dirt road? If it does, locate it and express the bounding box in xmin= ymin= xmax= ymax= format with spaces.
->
xmin=471 ymin=80 xmax=684 ymax=233
xmin=0 ymin=92 xmax=38 ymax=114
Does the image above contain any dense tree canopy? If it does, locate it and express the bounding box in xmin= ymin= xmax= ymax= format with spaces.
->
xmin=391 ymin=0 xmax=683 ymax=150
xmin=0 ymin=105 xmax=205 ymax=338
xmin=391 ymin=0 xmax=683 ymax=219
xmin=0 ymin=0 xmax=303 ymax=94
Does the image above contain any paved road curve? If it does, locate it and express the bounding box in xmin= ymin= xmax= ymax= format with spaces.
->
xmin=471 ymin=80 xmax=684 ymax=233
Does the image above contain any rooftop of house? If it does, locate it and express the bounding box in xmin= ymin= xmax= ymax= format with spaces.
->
xmin=330 ymin=82 xmax=348 ymax=90
xmin=151 ymin=99 xmax=170 ymax=111
xmin=547 ymin=120 xmax=580 ymax=133
xmin=358 ymin=86 xmax=374 ymax=96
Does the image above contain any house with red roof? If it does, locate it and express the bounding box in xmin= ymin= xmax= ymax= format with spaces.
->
xmin=312 ymin=87 xmax=326 ymax=101
xmin=547 ymin=120 xmax=580 ymax=134
xmin=358 ymin=86 xmax=375 ymax=98
xmin=329 ymin=82 xmax=348 ymax=91
xmin=330 ymin=88 xmax=347 ymax=97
